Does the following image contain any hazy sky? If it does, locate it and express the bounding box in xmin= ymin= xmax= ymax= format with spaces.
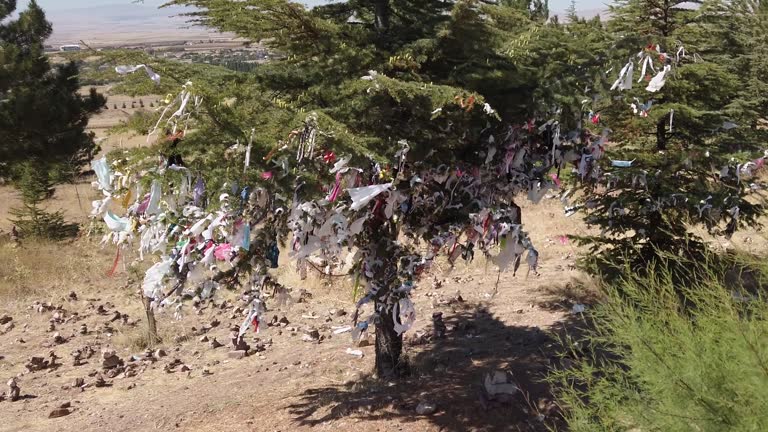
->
xmin=21 ymin=0 xmax=606 ymax=14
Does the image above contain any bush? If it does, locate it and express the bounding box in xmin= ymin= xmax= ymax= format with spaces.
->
xmin=9 ymin=163 xmax=78 ymax=240
xmin=551 ymin=251 xmax=768 ymax=432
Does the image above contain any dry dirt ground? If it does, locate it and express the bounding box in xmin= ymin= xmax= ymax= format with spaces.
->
xmin=0 ymin=195 xmax=595 ymax=432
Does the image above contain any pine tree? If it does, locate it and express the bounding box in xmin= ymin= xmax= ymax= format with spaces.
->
xmin=721 ymin=0 xmax=768 ymax=134
xmin=142 ymin=0 xmax=575 ymax=377
xmin=9 ymin=162 xmax=78 ymax=239
xmin=572 ymin=0 xmax=764 ymax=275
xmin=1 ymin=1 xmax=103 ymax=238
xmin=0 ymin=0 xmax=105 ymax=181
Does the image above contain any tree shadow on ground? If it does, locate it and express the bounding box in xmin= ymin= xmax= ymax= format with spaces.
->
xmin=286 ymin=300 xmax=584 ymax=431
xmin=534 ymin=277 xmax=604 ymax=313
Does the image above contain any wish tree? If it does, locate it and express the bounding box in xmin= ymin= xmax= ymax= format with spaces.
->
xmin=88 ymin=0 xmax=593 ymax=377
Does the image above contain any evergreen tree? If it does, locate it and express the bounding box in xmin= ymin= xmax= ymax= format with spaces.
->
xmin=721 ymin=0 xmax=768 ymax=134
xmin=572 ymin=0 xmax=764 ymax=275
xmin=144 ymin=0 xmax=573 ymax=376
xmin=1 ymin=0 xmax=104 ymax=238
xmin=0 ymin=0 xmax=105 ymax=180
xmin=9 ymin=162 xmax=78 ymax=239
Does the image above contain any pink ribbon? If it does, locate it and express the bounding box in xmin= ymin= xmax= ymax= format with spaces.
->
xmin=328 ymin=172 xmax=343 ymax=202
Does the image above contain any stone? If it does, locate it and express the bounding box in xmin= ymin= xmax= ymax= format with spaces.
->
xmin=70 ymin=350 xmax=83 ymax=366
xmin=105 ymin=367 xmax=123 ymax=378
xmin=49 ymin=408 xmax=71 ymax=418
xmin=53 ymin=332 xmax=65 ymax=344
xmin=101 ymin=350 xmax=123 ymax=370
xmin=0 ymin=315 xmax=11 ymax=325
xmin=278 ymin=316 xmax=290 ymax=325
xmin=209 ymin=338 xmax=223 ymax=349
xmin=356 ymin=338 xmax=371 ymax=348
xmin=94 ymin=375 xmax=108 ymax=387
xmin=154 ymin=349 xmax=167 ymax=358
xmin=73 ymin=378 xmax=84 ymax=387
xmin=1 ymin=322 xmax=15 ymax=334
xmin=210 ymin=318 xmax=220 ymax=328
xmin=82 ymin=346 xmax=95 ymax=359
xmin=48 ymin=351 xmax=59 ymax=367
xmin=166 ymin=359 xmax=183 ymax=370
xmin=79 ymin=324 xmax=88 ymax=335
xmin=26 ymin=356 xmax=49 ymax=372
xmin=68 ymin=291 xmax=78 ymax=301
xmin=227 ymin=350 xmax=247 ymax=360
xmin=7 ymin=378 xmax=20 ymax=402
xmin=302 ymin=329 xmax=320 ymax=342
xmin=180 ymin=365 xmax=191 ymax=372
xmin=415 ymin=401 xmax=437 ymax=415
xmin=199 ymin=335 xmax=209 ymax=343
xmin=232 ymin=337 xmax=249 ymax=352
xmin=432 ymin=312 xmax=446 ymax=339
xmin=268 ymin=315 xmax=279 ymax=326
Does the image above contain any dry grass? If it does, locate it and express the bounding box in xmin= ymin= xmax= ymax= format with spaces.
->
xmin=0 ymin=238 xmax=126 ymax=306
xmin=113 ymin=318 xmax=187 ymax=351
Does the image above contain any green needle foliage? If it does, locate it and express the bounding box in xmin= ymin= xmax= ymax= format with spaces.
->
xmin=1 ymin=0 xmax=104 ymax=238
xmin=551 ymin=250 xmax=768 ymax=432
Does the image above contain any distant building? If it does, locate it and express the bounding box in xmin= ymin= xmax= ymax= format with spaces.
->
xmin=59 ymin=44 xmax=81 ymax=52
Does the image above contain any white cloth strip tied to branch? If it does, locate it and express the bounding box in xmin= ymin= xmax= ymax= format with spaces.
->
xmin=646 ymin=65 xmax=671 ymax=92
xmin=244 ymin=128 xmax=255 ymax=174
xmin=669 ymin=109 xmax=674 ymax=132
xmin=147 ymin=82 xmax=199 ymax=143
xmin=115 ymin=65 xmax=160 ymax=84
xmin=638 ymin=54 xmax=655 ymax=83
xmin=610 ymin=60 xmax=634 ymax=91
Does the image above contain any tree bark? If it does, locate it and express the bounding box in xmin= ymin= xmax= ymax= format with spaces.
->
xmin=375 ymin=302 xmax=404 ymax=378
xmin=142 ymin=295 xmax=161 ymax=347
xmin=656 ymin=118 xmax=667 ymax=151
xmin=372 ymin=0 xmax=390 ymax=34
xmin=368 ymin=218 xmax=404 ymax=378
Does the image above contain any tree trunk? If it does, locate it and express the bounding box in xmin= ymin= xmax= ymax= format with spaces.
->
xmin=142 ymin=295 xmax=161 ymax=347
xmin=656 ymin=118 xmax=667 ymax=151
xmin=372 ymin=0 xmax=390 ymax=34
xmin=375 ymin=301 xmax=403 ymax=378
xmin=368 ymin=219 xmax=404 ymax=378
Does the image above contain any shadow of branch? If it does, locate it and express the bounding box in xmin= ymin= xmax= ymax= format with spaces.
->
xmin=286 ymin=301 xmax=582 ymax=431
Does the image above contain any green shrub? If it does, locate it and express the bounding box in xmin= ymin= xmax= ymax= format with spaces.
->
xmin=551 ymin=251 xmax=768 ymax=432
xmin=9 ymin=163 xmax=78 ymax=240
